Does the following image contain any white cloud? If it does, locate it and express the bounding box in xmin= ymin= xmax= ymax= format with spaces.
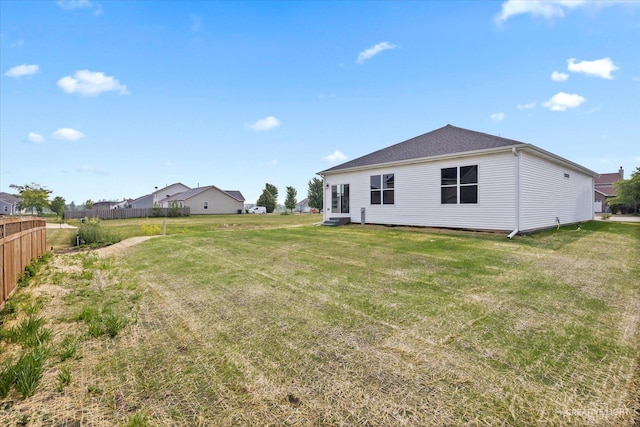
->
xmin=495 ymin=0 xmax=640 ymax=23
xmin=551 ymin=71 xmax=569 ymax=81
xmin=10 ymin=39 xmax=24 ymax=48
xmin=5 ymin=64 xmax=40 ymax=78
xmin=57 ymin=70 xmax=129 ymax=96
xmin=27 ymin=132 xmax=44 ymax=143
xmin=57 ymin=0 xmax=93 ymax=9
xmin=323 ymin=150 xmax=347 ymax=163
xmin=496 ymin=0 xmax=587 ymax=22
xmin=357 ymin=42 xmax=398 ymax=64
xmin=250 ymin=116 xmax=280 ymax=131
xmin=517 ymin=101 xmax=536 ymax=110
xmin=53 ymin=128 xmax=85 ymax=141
xmin=543 ymin=92 xmax=586 ymax=111
xmin=567 ymin=57 xmax=619 ymax=79
xmin=490 ymin=112 xmax=505 ymax=121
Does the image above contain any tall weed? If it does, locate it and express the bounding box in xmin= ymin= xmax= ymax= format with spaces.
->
xmin=14 ymin=348 xmax=47 ymax=398
xmin=6 ymin=316 xmax=52 ymax=347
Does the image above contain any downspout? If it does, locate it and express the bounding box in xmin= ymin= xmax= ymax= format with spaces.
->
xmin=591 ymin=176 xmax=596 ymax=220
xmin=322 ymin=176 xmax=328 ymax=223
xmin=508 ymin=146 xmax=519 ymax=239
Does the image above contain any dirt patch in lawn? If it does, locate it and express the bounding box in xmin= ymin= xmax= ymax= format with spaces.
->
xmin=95 ymin=235 xmax=161 ymax=258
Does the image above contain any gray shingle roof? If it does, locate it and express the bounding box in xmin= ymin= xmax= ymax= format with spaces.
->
xmin=224 ymin=190 xmax=245 ymax=202
xmin=319 ymin=124 xmax=527 ymax=174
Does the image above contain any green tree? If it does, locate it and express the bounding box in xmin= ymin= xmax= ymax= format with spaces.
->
xmin=307 ymin=177 xmax=324 ymax=210
xmin=9 ymin=183 xmax=51 ymax=215
xmin=265 ymin=183 xmax=278 ymax=201
xmin=69 ymin=201 xmax=76 ymax=211
xmin=256 ymin=189 xmax=276 ymax=213
xmin=284 ymin=186 xmax=297 ymax=213
xmin=608 ymin=166 xmax=640 ymax=214
xmin=50 ymin=196 xmax=66 ymax=217
xmin=85 ymin=199 xmax=94 ymax=210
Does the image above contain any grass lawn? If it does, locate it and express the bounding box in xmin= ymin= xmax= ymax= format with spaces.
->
xmin=1 ymin=216 xmax=638 ymax=426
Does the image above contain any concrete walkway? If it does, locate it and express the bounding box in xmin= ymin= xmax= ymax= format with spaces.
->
xmin=45 ymin=223 xmax=78 ymax=229
xmin=595 ymin=215 xmax=640 ymax=223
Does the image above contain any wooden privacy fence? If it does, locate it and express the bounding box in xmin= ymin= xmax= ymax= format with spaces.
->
xmin=0 ymin=217 xmax=47 ymax=309
xmin=64 ymin=207 xmax=190 ymax=220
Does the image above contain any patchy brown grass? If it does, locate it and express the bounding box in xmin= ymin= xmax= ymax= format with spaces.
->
xmin=2 ymin=219 xmax=639 ymax=426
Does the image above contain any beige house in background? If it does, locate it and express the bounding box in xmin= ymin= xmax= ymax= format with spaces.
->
xmin=159 ymin=186 xmax=245 ymax=214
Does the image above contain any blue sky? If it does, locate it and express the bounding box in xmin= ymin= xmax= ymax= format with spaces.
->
xmin=1 ymin=0 xmax=639 ymax=205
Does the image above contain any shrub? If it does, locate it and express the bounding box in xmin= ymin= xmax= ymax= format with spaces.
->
xmin=141 ymin=224 xmax=162 ymax=236
xmin=72 ymin=223 xmax=122 ymax=247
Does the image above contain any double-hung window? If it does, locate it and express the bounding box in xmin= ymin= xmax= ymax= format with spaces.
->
xmin=370 ymin=174 xmax=394 ymax=205
xmin=441 ymin=165 xmax=478 ymax=204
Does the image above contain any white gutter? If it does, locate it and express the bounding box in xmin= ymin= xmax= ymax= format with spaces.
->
xmin=508 ymin=146 xmax=520 ymax=239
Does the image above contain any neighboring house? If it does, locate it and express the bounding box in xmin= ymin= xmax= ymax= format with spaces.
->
xmin=113 ymin=199 xmax=133 ymax=209
xmin=129 ymin=183 xmax=191 ymax=209
xmin=0 ymin=192 xmax=21 ymax=215
xmin=318 ymin=124 xmax=597 ymax=234
xmin=160 ymin=186 xmax=245 ymax=214
xmin=93 ymin=201 xmax=118 ymax=210
xmin=92 ymin=200 xmax=133 ymax=210
xmin=594 ymin=167 xmax=624 ymax=213
xmin=296 ymin=198 xmax=310 ymax=213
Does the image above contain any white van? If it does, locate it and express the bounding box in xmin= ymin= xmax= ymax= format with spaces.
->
xmin=247 ymin=206 xmax=267 ymax=214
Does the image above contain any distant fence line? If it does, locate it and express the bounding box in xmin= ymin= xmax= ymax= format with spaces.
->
xmin=1 ymin=217 xmax=47 ymax=309
xmin=64 ymin=207 xmax=190 ymax=220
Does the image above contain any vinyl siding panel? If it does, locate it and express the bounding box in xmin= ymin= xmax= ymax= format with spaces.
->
xmin=519 ymin=152 xmax=593 ymax=232
xmin=186 ymin=189 xmax=243 ymax=215
xmin=324 ymin=151 xmax=517 ymax=231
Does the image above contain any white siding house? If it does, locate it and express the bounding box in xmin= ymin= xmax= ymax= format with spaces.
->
xmin=318 ymin=125 xmax=597 ymax=234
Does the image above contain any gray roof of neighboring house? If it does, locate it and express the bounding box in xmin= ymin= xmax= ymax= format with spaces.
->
xmin=0 ymin=192 xmax=21 ymax=203
xmin=161 ymin=186 xmax=245 ymax=203
xmin=319 ymin=124 xmax=527 ymax=174
xmin=224 ymin=190 xmax=246 ymax=202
